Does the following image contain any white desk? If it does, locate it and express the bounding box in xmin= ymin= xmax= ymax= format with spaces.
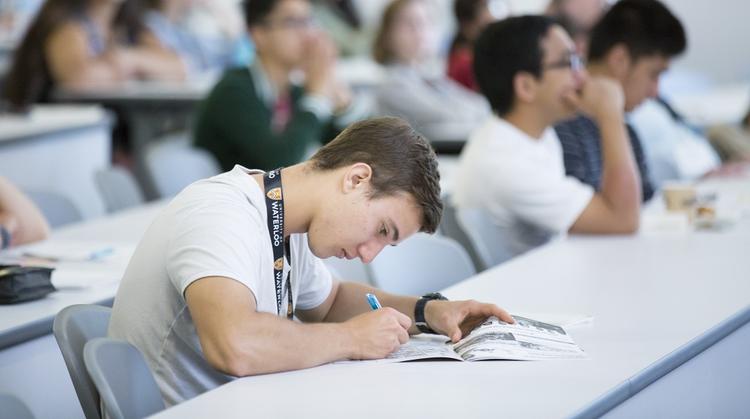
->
xmin=151 ymin=180 xmax=750 ymax=418
xmin=0 ymin=105 xmax=112 ymax=219
xmin=54 ymin=79 xmax=217 ymax=200
xmin=0 ymin=201 xmax=165 ymax=419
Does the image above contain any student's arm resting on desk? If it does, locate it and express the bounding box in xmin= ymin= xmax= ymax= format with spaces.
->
xmin=0 ymin=177 xmax=50 ymax=246
xmin=566 ymin=77 xmax=641 ymax=234
xmin=130 ymin=30 xmax=189 ymax=80
xmin=184 ymin=276 xmax=411 ymax=376
xmin=300 ymin=280 xmax=514 ymax=343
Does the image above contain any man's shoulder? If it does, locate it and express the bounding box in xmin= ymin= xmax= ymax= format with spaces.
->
xmin=197 ymin=68 xmax=262 ymax=130
xmin=469 ymin=117 xmax=542 ymax=154
xmin=175 ymin=171 xmax=264 ymax=221
xmin=207 ymin=67 xmax=257 ymax=99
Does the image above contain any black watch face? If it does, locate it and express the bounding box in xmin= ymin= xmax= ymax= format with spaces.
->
xmin=424 ymin=292 xmax=447 ymax=300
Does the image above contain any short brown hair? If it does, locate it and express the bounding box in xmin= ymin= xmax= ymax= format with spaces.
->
xmin=372 ymin=0 xmax=417 ymax=65
xmin=310 ymin=117 xmax=443 ymax=233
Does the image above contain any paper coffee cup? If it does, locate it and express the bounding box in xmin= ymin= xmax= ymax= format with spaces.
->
xmin=662 ymin=182 xmax=696 ymax=212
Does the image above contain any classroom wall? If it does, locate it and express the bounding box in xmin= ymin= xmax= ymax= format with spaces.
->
xmin=661 ymin=0 xmax=750 ymax=84
xmin=478 ymin=0 xmax=750 ymax=84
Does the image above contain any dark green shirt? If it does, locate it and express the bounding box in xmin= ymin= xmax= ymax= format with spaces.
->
xmin=193 ymin=67 xmax=341 ymax=171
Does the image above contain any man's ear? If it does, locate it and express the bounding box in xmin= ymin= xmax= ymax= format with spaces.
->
xmin=513 ymin=72 xmax=538 ymax=104
xmin=605 ymin=43 xmax=632 ymax=81
xmin=342 ymin=163 xmax=373 ymax=194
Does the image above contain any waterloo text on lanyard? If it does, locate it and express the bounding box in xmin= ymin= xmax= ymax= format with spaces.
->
xmin=263 ymin=169 xmax=293 ymax=319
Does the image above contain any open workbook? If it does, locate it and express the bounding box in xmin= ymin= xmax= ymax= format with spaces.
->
xmin=346 ymin=315 xmax=587 ymax=363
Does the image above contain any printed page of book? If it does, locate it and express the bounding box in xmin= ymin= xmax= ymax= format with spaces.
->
xmin=512 ymin=311 xmax=594 ymax=329
xmin=453 ymin=316 xmax=588 ymax=361
xmin=336 ymin=334 xmax=463 ymax=364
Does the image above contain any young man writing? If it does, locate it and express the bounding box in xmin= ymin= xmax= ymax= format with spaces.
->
xmin=110 ymin=117 xmax=513 ymax=406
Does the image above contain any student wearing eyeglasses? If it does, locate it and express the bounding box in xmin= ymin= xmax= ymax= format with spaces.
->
xmin=193 ymin=0 xmax=367 ymax=172
xmin=452 ymin=15 xmax=640 ymax=266
xmin=554 ymin=0 xmax=688 ymax=203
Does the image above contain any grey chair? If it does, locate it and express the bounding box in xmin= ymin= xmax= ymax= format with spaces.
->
xmin=367 ymin=233 xmax=475 ymax=296
xmin=84 ymin=338 xmax=165 ymax=419
xmin=0 ymin=393 xmax=35 ymax=419
xmin=456 ymin=207 xmax=516 ymax=269
xmin=25 ymin=190 xmax=82 ymax=228
xmin=94 ymin=167 xmax=145 ymax=213
xmin=144 ymin=132 xmax=221 ymax=198
xmin=52 ymin=305 xmax=112 ymax=419
xmin=439 ymin=194 xmax=485 ymax=271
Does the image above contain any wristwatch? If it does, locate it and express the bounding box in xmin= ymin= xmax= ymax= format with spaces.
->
xmin=414 ymin=292 xmax=448 ymax=334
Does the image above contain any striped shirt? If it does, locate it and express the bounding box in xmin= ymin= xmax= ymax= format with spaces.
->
xmin=554 ymin=115 xmax=654 ymax=202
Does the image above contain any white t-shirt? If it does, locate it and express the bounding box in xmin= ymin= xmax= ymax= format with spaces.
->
xmin=452 ymin=116 xmax=594 ymax=264
xmin=628 ymin=98 xmax=720 ymax=189
xmin=108 ymin=165 xmax=333 ymax=406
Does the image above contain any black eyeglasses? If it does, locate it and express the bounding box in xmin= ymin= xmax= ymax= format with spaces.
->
xmin=543 ymin=52 xmax=585 ymax=73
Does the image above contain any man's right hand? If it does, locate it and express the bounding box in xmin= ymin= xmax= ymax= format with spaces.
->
xmin=341 ymin=307 xmax=411 ymax=360
xmin=564 ymin=76 xmax=625 ymax=123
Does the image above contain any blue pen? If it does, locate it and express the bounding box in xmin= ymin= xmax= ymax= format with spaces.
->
xmin=366 ymin=293 xmax=382 ymax=310
xmin=88 ymin=247 xmax=114 ymax=261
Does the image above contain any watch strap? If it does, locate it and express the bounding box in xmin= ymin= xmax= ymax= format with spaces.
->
xmin=414 ymin=292 xmax=448 ymax=334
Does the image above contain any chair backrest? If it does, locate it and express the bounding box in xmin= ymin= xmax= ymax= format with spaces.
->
xmin=323 ymin=257 xmax=372 ymax=285
xmin=456 ymin=207 xmax=514 ymax=270
xmin=52 ymin=305 xmax=112 ymax=419
xmin=0 ymin=393 xmax=35 ymax=419
xmin=439 ymin=194 xmax=485 ymax=271
xmin=84 ymin=338 xmax=165 ymax=419
xmin=24 ymin=190 xmax=82 ymax=228
xmin=144 ymin=133 xmax=221 ymax=198
xmin=367 ymin=233 xmax=476 ymax=295
xmin=94 ymin=167 xmax=145 ymax=213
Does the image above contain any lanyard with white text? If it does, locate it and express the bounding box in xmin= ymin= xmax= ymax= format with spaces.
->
xmin=263 ymin=169 xmax=293 ymax=319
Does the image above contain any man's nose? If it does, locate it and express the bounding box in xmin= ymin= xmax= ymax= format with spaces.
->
xmin=358 ymin=240 xmax=386 ymax=264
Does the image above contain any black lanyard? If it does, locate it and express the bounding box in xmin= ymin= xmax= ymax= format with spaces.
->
xmin=263 ymin=169 xmax=293 ymax=319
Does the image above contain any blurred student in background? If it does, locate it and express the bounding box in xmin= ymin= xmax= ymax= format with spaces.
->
xmin=453 ymin=16 xmax=640 ymax=266
xmin=311 ymin=0 xmax=371 ymax=57
xmin=545 ymin=0 xmax=606 ymax=56
xmin=0 ymin=177 xmax=49 ymax=249
xmin=447 ymin=0 xmax=505 ymax=91
xmin=2 ymin=0 xmax=185 ymax=111
xmin=137 ymin=0 xmax=245 ymax=78
xmin=554 ymin=0 xmax=688 ymax=202
xmin=372 ymin=0 xmax=489 ymax=144
xmin=708 ymin=107 xmax=750 ymax=163
xmin=194 ymin=0 xmax=367 ymax=172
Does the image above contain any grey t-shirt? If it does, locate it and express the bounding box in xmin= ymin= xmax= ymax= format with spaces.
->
xmin=108 ymin=165 xmax=333 ymax=406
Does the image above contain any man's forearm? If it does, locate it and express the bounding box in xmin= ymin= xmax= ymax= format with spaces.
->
xmin=204 ymin=311 xmax=352 ymax=376
xmin=0 ymin=178 xmax=49 ymax=245
xmin=323 ymin=281 xmax=420 ymax=334
xmin=598 ymin=114 xmax=641 ymax=219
